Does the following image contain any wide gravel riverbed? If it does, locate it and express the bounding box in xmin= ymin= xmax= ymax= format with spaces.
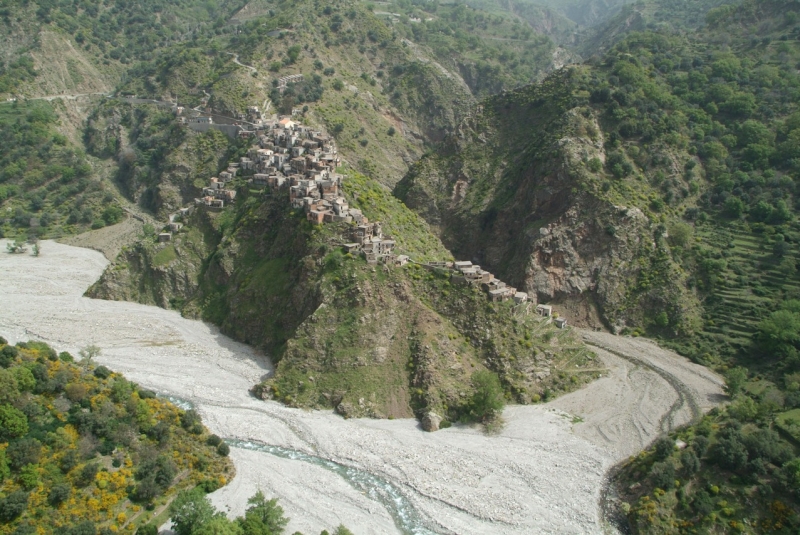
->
xmin=0 ymin=240 xmax=724 ymax=534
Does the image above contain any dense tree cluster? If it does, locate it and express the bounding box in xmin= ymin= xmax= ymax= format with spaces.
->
xmin=0 ymin=336 xmax=231 ymax=534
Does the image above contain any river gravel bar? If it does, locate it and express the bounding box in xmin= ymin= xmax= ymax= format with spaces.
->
xmin=0 ymin=240 xmax=724 ymax=534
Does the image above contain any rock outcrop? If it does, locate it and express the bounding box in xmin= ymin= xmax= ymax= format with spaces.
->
xmin=396 ymin=67 xmax=700 ymax=335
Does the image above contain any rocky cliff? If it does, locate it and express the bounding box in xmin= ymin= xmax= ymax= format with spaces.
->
xmin=396 ymin=67 xmax=700 ymax=335
xmin=89 ymin=169 xmax=596 ymax=423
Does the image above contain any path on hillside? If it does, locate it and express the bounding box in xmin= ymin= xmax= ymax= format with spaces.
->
xmin=225 ymin=52 xmax=258 ymax=74
xmin=1 ymin=92 xmax=110 ymax=104
xmin=0 ymin=240 xmax=725 ymax=535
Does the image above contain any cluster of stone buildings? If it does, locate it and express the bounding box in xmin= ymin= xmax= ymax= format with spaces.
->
xmin=158 ymin=207 xmax=192 ymax=243
xmin=342 ymin=222 xmax=407 ymax=266
xmin=445 ymin=260 xmax=529 ymax=304
xmin=195 ymin=165 xmax=239 ymax=210
xmin=415 ymin=259 xmax=568 ymax=326
xmin=179 ymin=112 xmax=571 ymax=328
xmin=246 ymin=118 xmax=378 ymax=229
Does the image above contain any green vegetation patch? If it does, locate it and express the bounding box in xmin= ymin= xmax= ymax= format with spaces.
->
xmin=152 ymin=245 xmax=178 ymax=267
xmin=0 ymin=337 xmax=232 ymax=534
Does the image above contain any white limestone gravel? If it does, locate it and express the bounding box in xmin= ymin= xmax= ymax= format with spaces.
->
xmin=0 ymin=240 xmax=725 ymax=534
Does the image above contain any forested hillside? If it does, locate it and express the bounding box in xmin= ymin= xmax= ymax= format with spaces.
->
xmin=396 ymin=0 xmax=800 ymax=530
xmin=0 ymin=337 xmax=232 ymax=535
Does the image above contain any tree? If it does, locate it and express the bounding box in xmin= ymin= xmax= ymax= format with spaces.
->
xmin=712 ymin=433 xmax=748 ymax=470
xmin=285 ymin=45 xmax=301 ymax=64
xmin=0 ymin=363 xmax=19 ymax=396
xmin=466 ymin=370 xmax=505 ymax=422
xmin=0 ymin=345 xmax=18 ymax=368
xmin=668 ymin=222 xmax=693 ymax=248
xmin=756 ymin=310 xmax=800 ymax=357
xmin=0 ymin=490 xmax=29 ymax=522
xmin=79 ymin=345 xmax=101 ymax=367
xmin=0 ymin=404 xmax=28 ymax=440
xmin=724 ymin=367 xmax=748 ymax=396
xmin=238 ymin=491 xmax=289 ymax=535
xmin=723 ymin=196 xmax=746 ymax=218
xmin=170 ymin=488 xmax=216 ymax=535
xmin=654 ymin=436 xmax=674 ymax=460
xmin=650 ymin=461 xmax=675 ymax=489
xmin=680 ymin=449 xmax=700 ymax=475
xmin=195 ymin=516 xmax=243 ymax=535
xmin=48 ymin=484 xmax=71 ymax=506
xmin=782 ymin=458 xmax=800 ymax=493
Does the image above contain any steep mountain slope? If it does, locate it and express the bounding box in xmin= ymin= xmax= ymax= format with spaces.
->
xmin=396 ymin=66 xmax=700 ymax=334
xmin=88 ymin=164 xmax=595 ymax=423
xmin=396 ymin=0 xmax=800 ymax=529
xmin=397 ymin=0 xmax=800 ymax=343
xmin=109 ymin=0 xmax=573 ymax=186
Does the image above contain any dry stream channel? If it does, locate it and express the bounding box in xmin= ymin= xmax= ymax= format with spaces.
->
xmin=0 ymin=240 xmax=725 ymax=534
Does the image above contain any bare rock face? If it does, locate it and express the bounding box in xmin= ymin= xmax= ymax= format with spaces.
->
xmin=421 ymin=411 xmax=441 ymax=432
xmin=396 ymin=81 xmax=702 ymax=335
xmin=335 ymin=402 xmax=356 ymax=419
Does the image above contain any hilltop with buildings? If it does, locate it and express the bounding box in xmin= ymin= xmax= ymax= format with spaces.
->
xmin=161 ymin=114 xmax=570 ymax=322
xmin=90 ymin=113 xmax=583 ymax=424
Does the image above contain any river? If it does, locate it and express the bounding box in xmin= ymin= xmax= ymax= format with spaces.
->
xmin=0 ymin=240 xmax=723 ymax=534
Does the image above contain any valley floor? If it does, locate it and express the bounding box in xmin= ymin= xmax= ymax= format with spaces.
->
xmin=0 ymin=239 xmax=724 ymax=534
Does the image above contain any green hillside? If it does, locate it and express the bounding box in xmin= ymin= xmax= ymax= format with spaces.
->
xmin=0 ymin=337 xmax=232 ymax=535
xmin=0 ymin=100 xmax=120 ymax=241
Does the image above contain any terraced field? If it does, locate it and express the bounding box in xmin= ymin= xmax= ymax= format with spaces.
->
xmin=693 ymin=220 xmax=800 ymax=355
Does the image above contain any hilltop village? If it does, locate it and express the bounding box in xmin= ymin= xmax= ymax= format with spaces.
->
xmin=165 ymin=113 xmax=567 ymax=327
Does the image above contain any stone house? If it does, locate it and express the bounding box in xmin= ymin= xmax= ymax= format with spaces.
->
xmin=536 ymin=304 xmax=553 ymax=317
xmin=554 ymin=318 xmax=568 ymax=329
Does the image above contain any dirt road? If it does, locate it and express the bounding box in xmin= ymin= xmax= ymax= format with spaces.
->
xmin=0 ymin=240 xmax=724 ymax=534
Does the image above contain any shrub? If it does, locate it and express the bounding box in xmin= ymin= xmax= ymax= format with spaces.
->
xmin=93 ymin=366 xmax=112 ymax=379
xmin=691 ymin=489 xmax=713 ymax=516
xmin=217 ymin=442 xmax=230 ymax=457
xmin=207 ymin=435 xmax=222 ymax=447
xmin=6 ymin=438 xmax=41 ymax=469
xmin=76 ymin=463 xmax=99 ymax=487
xmin=181 ymin=410 xmax=202 ymax=431
xmin=135 ymin=524 xmax=158 ymax=535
